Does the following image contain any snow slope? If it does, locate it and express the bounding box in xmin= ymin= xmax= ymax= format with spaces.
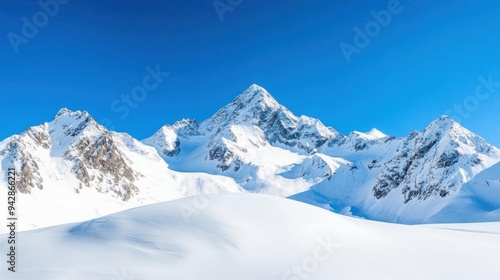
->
xmin=1 ymin=193 xmax=499 ymax=280
xmin=426 ymin=162 xmax=500 ymax=223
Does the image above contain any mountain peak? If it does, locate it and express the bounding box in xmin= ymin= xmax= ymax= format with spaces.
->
xmin=424 ymin=115 xmax=464 ymax=136
xmin=200 ymin=85 xmax=285 ymax=133
xmin=172 ymin=118 xmax=198 ymax=130
xmin=367 ymin=128 xmax=387 ymax=138
xmin=50 ymin=108 xmax=101 ymax=139
xmin=54 ymin=108 xmax=91 ymax=120
xmin=232 ymin=84 xmax=279 ymax=110
xmin=350 ymin=128 xmax=387 ymax=141
xmin=55 ymin=108 xmax=71 ymax=117
xmin=247 ymin=83 xmax=266 ymax=92
xmin=434 ymin=115 xmax=457 ymax=125
xmin=197 ymin=85 xmax=342 ymax=153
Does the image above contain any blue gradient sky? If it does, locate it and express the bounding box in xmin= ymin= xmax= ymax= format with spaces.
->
xmin=1 ymin=0 xmax=500 ymax=146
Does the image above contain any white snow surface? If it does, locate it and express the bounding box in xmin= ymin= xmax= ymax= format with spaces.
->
xmin=1 ymin=193 xmax=500 ymax=280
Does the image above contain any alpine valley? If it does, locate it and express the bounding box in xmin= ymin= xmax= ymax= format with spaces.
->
xmin=2 ymin=84 xmax=500 ymax=232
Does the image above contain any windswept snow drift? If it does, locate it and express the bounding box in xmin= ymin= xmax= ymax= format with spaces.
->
xmin=2 ymin=193 xmax=500 ymax=280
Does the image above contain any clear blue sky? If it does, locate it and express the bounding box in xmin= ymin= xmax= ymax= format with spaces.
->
xmin=1 ymin=0 xmax=500 ymax=146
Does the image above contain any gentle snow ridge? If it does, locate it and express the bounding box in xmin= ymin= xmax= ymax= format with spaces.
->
xmin=1 ymin=193 xmax=499 ymax=280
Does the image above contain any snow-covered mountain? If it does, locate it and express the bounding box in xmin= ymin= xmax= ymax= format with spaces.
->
xmin=1 ymin=84 xmax=500 ymax=231
xmin=294 ymin=114 xmax=500 ymax=224
xmin=145 ymin=84 xmax=500 ymax=224
xmin=0 ymin=109 xmax=241 ymax=231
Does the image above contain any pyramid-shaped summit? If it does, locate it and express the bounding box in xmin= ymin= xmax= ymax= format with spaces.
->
xmin=230 ymin=84 xmax=280 ymax=109
xmin=200 ymin=84 xmax=283 ymax=132
xmin=199 ymin=84 xmax=343 ymax=153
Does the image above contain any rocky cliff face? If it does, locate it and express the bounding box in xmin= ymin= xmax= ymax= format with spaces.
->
xmin=372 ymin=116 xmax=499 ymax=203
xmin=1 ymin=109 xmax=141 ymax=200
xmin=3 ymin=135 xmax=44 ymax=194
xmin=55 ymin=110 xmax=142 ymax=200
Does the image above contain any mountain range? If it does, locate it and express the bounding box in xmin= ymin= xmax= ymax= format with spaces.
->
xmin=1 ymin=84 xmax=500 ymax=232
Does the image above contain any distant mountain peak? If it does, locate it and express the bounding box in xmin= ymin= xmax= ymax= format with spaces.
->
xmin=231 ymin=84 xmax=280 ymax=111
xmin=243 ymin=83 xmax=269 ymax=96
xmin=248 ymin=83 xmax=265 ymax=91
xmin=421 ymin=115 xmax=484 ymax=147
xmin=424 ymin=115 xmax=460 ymax=133
xmin=200 ymin=85 xmax=283 ymax=133
xmin=54 ymin=108 xmax=90 ymax=119
xmin=350 ymin=128 xmax=387 ymax=141
xmin=50 ymin=108 xmax=101 ymax=139
xmin=55 ymin=107 xmax=71 ymax=117
xmin=172 ymin=118 xmax=198 ymax=129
